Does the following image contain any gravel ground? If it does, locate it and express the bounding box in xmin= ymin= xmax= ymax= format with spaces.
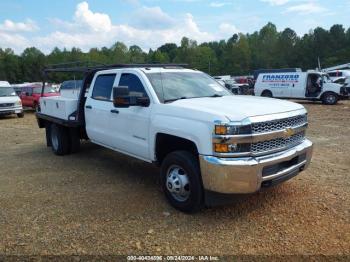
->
xmin=0 ymin=100 xmax=349 ymax=257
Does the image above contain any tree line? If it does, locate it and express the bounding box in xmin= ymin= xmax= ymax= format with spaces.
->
xmin=1 ymin=22 xmax=350 ymax=83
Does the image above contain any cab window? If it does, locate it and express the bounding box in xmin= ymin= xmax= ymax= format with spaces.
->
xmin=119 ymin=73 xmax=148 ymax=97
xmin=92 ymin=74 xmax=116 ymax=101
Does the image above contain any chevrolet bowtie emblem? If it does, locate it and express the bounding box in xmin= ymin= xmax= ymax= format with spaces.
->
xmin=284 ymin=128 xmax=295 ymax=138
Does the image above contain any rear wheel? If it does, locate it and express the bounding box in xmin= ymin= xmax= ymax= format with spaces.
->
xmin=50 ymin=123 xmax=70 ymax=155
xmin=261 ymin=90 xmax=273 ymax=98
xmin=322 ymin=92 xmax=338 ymax=105
xmin=160 ymin=151 xmax=204 ymax=213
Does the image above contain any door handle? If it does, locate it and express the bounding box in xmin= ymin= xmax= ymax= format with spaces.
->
xmin=85 ymin=105 xmax=92 ymax=109
xmin=110 ymin=109 xmax=119 ymax=114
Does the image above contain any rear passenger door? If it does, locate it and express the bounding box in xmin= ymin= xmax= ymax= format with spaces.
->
xmin=109 ymin=71 xmax=152 ymax=161
xmin=85 ymin=73 xmax=117 ymax=146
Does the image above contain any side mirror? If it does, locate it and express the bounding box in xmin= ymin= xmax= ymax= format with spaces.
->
xmin=113 ymin=86 xmax=130 ymax=108
xmin=113 ymin=86 xmax=150 ymax=108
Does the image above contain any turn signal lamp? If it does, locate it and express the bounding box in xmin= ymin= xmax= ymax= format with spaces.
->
xmin=215 ymin=125 xmax=228 ymax=135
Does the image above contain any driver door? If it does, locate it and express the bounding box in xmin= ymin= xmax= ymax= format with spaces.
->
xmin=109 ymin=71 xmax=152 ymax=161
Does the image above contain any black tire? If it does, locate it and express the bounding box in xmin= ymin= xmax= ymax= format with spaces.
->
xmin=160 ymin=151 xmax=204 ymax=213
xmin=322 ymin=92 xmax=338 ymax=105
xmin=50 ymin=123 xmax=70 ymax=155
xmin=261 ymin=90 xmax=273 ymax=98
xmin=17 ymin=112 xmax=24 ymax=118
xmin=69 ymin=128 xmax=81 ymax=153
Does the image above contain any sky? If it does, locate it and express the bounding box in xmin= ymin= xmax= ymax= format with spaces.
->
xmin=0 ymin=0 xmax=349 ymax=54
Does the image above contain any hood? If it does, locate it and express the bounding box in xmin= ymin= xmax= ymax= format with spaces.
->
xmin=168 ymin=95 xmax=304 ymax=121
xmin=0 ymin=96 xmax=21 ymax=104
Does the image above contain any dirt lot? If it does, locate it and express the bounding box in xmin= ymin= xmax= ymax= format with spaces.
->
xmin=0 ymin=100 xmax=349 ymax=257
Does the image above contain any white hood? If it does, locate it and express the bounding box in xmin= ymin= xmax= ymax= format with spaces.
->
xmin=169 ymin=95 xmax=305 ymax=121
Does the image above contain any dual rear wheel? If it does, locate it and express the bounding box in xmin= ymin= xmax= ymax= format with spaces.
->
xmin=49 ymin=123 xmax=80 ymax=155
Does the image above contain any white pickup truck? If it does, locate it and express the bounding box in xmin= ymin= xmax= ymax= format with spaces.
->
xmin=255 ymin=70 xmax=350 ymax=105
xmin=36 ymin=64 xmax=313 ymax=212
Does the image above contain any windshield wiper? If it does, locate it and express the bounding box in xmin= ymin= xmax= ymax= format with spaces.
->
xmin=164 ymin=97 xmax=191 ymax=103
xmin=208 ymin=94 xmax=223 ymax=97
xmin=164 ymin=94 xmax=223 ymax=103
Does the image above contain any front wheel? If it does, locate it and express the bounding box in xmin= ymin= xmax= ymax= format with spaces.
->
xmin=160 ymin=151 xmax=204 ymax=213
xmin=17 ymin=112 xmax=24 ymax=118
xmin=322 ymin=92 xmax=338 ymax=105
xmin=261 ymin=90 xmax=273 ymax=98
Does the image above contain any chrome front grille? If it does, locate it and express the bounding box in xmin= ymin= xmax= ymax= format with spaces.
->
xmin=0 ymin=103 xmax=14 ymax=108
xmin=252 ymin=114 xmax=307 ymax=134
xmin=251 ymin=132 xmax=305 ymax=155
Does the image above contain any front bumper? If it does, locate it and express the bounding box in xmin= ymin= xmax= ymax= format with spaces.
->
xmin=199 ymin=139 xmax=313 ymax=194
xmin=0 ymin=107 xmax=23 ymax=115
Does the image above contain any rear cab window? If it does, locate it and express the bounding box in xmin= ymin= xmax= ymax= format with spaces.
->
xmin=92 ymin=74 xmax=116 ymax=101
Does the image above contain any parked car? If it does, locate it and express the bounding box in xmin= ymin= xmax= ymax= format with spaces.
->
xmin=20 ymin=84 xmax=59 ymax=110
xmin=37 ymin=64 xmax=313 ymax=213
xmin=0 ymin=81 xmax=24 ymax=118
xmin=332 ymin=77 xmax=347 ymax=85
xmin=254 ymin=70 xmax=350 ymax=105
xmin=327 ymin=70 xmax=350 ymax=81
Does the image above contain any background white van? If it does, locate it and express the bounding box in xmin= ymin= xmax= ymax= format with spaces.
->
xmin=254 ymin=71 xmax=350 ymax=105
xmin=0 ymin=81 xmax=24 ymax=118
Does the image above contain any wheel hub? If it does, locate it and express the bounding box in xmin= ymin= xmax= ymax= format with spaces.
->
xmin=327 ymin=95 xmax=335 ymax=103
xmin=166 ymin=165 xmax=190 ymax=202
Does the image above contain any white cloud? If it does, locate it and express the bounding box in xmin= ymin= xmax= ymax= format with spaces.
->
xmin=74 ymin=1 xmax=112 ymax=32
xmin=218 ymin=23 xmax=239 ymax=37
xmin=261 ymin=0 xmax=290 ymax=6
xmin=284 ymin=2 xmax=327 ymax=15
xmin=0 ymin=32 xmax=31 ymax=51
xmin=131 ymin=6 xmax=176 ymax=29
xmin=210 ymin=2 xmax=232 ymax=8
xmin=35 ymin=3 xmax=218 ymax=53
xmin=0 ymin=19 xmax=38 ymax=32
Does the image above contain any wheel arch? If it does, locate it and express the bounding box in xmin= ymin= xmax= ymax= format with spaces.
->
xmin=261 ymin=89 xmax=273 ymax=97
xmin=155 ymin=133 xmax=199 ymax=165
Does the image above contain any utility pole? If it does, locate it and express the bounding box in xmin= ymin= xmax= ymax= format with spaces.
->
xmin=208 ymin=56 xmax=211 ymax=75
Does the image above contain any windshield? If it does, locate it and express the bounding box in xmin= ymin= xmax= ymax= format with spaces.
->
xmin=33 ymin=86 xmax=57 ymax=94
xmin=146 ymin=72 xmax=231 ymax=103
xmin=0 ymin=87 xmax=16 ymax=97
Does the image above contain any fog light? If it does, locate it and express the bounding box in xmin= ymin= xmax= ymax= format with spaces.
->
xmin=214 ymin=143 xmax=229 ymax=153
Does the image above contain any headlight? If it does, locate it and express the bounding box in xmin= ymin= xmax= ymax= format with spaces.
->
xmin=213 ymin=122 xmax=251 ymax=154
xmin=214 ymin=123 xmax=251 ymax=135
xmin=15 ymin=100 xmax=22 ymax=106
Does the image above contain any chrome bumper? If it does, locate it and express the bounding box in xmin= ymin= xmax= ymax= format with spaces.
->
xmin=199 ymin=139 xmax=313 ymax=194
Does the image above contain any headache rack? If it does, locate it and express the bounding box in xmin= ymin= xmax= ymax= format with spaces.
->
xmin=37 ymin=61 xmax=188 ymax=127
xmin=43 ymin=61 xmax=188 ymax=73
